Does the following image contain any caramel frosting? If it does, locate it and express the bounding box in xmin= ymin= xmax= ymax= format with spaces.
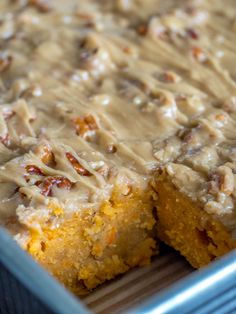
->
xmin=0 ymin=0 xmax=236 ymax=245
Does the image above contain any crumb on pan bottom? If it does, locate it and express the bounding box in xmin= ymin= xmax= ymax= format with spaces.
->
xmin=153 ymin=174 xmax=236 ymax=268
xmin=27 ymin=188 xmax=157 ymax=295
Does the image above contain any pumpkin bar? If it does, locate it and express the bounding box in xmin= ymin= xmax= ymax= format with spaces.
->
xmin=0 ymin=0 xmax=236 ymax=295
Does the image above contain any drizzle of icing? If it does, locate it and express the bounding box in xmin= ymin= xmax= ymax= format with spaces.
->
xmin=0 ymin=0 xmax=236 ymax=240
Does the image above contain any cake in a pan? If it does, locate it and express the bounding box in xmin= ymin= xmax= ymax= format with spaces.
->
xmin=0 ymin=0 xmax=235 ymax=294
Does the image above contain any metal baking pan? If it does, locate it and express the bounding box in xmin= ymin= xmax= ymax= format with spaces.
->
xmin=0 ymin=227 xmax=236 ymax=314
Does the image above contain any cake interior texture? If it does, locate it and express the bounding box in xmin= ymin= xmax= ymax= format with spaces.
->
xmin=153 ymin=173 xmax=236 ymax=268
xmin=28 ymin=188 xmax=156 ymax=295
xmin=0 ymin=0 xmax=236 ymax=295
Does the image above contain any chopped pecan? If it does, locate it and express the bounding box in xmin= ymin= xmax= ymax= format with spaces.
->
xmin=215 ymin=114 xmax=226 ymax=122
xmin=56 ymin=176 xmax=74 ymax=189
xmin=66 ymin=152 xmax=92 ymax=176
xmin=159 ymin=71 xmax=181 ymax=83
xmin=38 ymin=179 xmax=53 ymax=196
xmin=217 ymin=166 xmax=234 ymax=196
xmin=107 ymin=144 xmax=117 ymax=154
xmin=0 ymin=55 xmax=13 ymax=73
xmin=209 ymin=166 xmax=234 ymax=196
xmin=28 ymin=0 xmax=52 ymax=13
xmin=186 ymin=28 xmax=199 ymax=40
xmin=25 ymin=165 xmax=44 ymax=176
xmin=37 ymin=176 xmax=73 ymax=196
xmin=73 ymin=114 xmax=98 ymax=138
xmin=24 ymin=175 xmax=30 ymax=183
xmin=137 ymin=24 xmax=148 ymax=36
xmin=191 ymin=46 xmax=207 ymax=63
xmin=34 ymin=144 xmax=55 ymax=166
xmin=122 ymin=46 xmax=132 ymax=54
xmin=42 ymin=147 xmax=55 ymax=166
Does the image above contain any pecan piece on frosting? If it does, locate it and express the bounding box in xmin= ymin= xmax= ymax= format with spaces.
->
xmin=25 ymin=165 xmax=45 ymax=176
xmin=191 ymin=46 xmax=207 ymax=63
xmin=28 ymin=0 xmax=52 ymax=13
xmin=41 ymin=147 xmax=55 ymax=166
xmin=209 ymin=166 xmax=234 ymax=196
xmin=36 ymin=176 xmax=73 ymax=197
xmin=34 ymin=143 xmax=56 ymax=166
xmin=217 ymin=166 xmax=234 ymax=196
xmin=73 ymin=114 xmax=98 ymax=138
xmin=66 ymin=152 xmax=92 ymax=176
xmin=0 ymin=55 xmax=13 ymax=73
xmin=136 ymin=24 xmax=148 ymax=36
xmin=186 ymin=28 xmax=199 ymax=40
xmin=159 ymin=71 xmax=181 ymax=83
xmin=107 ymin=144 xmax=117 ymax=154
